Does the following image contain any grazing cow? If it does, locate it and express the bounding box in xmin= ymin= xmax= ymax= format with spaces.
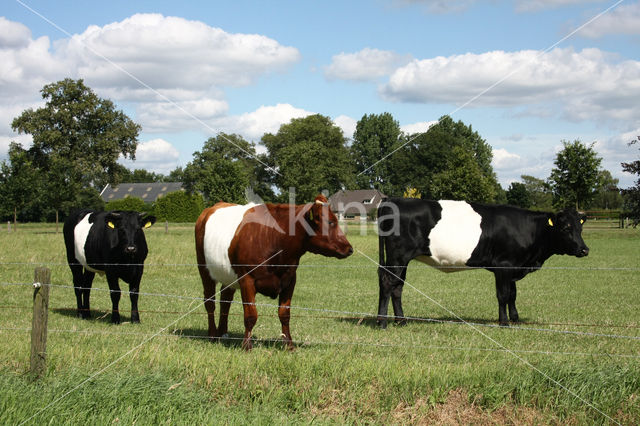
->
xmin=195 ymin=194 xmax=353 ymax=350
xmin=377 ymin=198 xmax=589 ymax=328
xmin=63 ymin=210 xmax=156 ymax=323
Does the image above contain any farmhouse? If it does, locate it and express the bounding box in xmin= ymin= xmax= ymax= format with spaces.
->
xmin=328 ymin=189 xmax=386 ymax=220
xmin=100 ymin=182 xmax=183 ymax=204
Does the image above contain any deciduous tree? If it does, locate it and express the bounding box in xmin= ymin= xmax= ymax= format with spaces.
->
xmin=11 ymin=78 xmax=140 ymax=229
xmin=351 ymin=112 xmax=401 ymax=194
xmin=621 ymin=136 xmax=640 ymax=221
xmin=262 ymin=114 xmax=354 ymax=201
xmin=549 ymin=140 xmax=602 ymax=210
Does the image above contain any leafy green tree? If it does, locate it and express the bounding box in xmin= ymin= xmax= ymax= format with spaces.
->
xmin=351 ymin=112 xmax=401 ymax=194
xmin=506 ymin=182 xmax=531 ymax=208
xmin=521 ymin=175 xmax=553 ymax=210
xmin=153 ymin=191 xmax=204 ymax=222
xmin=115 ymin=166 xmax=167 ymax=183
xmin=591 ymin=170 xmax=622 ymax=210
xmin=167 ymin=166 xmax=185 ymax=182
xmin=549 ymin=140 xmax=602 ymax=210
xmin=430 ymin=146 xmax=496 ymax=202
xmin=392 ymin=115 xmax=499 ymax=201
xmin=105 ymin=196 xmax=150 ymax=213
xmin=262 ymin=114 xmax=355 ymax=201
xmin=183 ymin=133 xmax=260 ymax=205
xmin=621 ymin=137 xmax=640 ymax=222
xmin=0 ymin=142 xmax=42 ymax=228
xmin=10 ymin=78 xmax=140 ymax=229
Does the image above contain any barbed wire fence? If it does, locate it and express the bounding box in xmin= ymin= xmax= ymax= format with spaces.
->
xmin=1 ymin=260 xmax=639 ymax=355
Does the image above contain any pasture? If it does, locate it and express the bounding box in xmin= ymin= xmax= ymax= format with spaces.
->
xmin=0 ymin=221 xmax=639 ymax=424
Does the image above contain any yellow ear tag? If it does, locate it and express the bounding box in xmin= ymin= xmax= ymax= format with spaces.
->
xmin=144 ymin=221 xmax=152 ymax=229
xmin=107 ymin=221 xmax=115 ymax=229
xmin=548 ymin=218 xmax=554 ymax=227
xmin=309 ymin=209 xmax=313 ymax=221
xmin=579 ymin=219 xmax=584 ymax=224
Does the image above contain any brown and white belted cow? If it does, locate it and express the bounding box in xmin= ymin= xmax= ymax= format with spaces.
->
xmin=195 ymin=194 xmax=353 ymax=350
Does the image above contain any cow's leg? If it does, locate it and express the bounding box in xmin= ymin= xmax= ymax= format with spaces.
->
xmin=217 ymin=285 xmax=235 ymax=338
xmin=239 ymin=276 xmax=258 ymax=351
xmin=70 ymin=263 xmax=86 ymax=318
xmin=106 ymin=273 xmax=122 ymax=324
xmin=494 ymin=273 xmax=510 ymax=326
xmin=508 ymin=280 xmax=519 ymax=323
xmin=277 ymin=276 xmax=297 ymax=351
xmin=127 ymin=268 xmax=143 ymax=323
xmin=81 ymin=270 xmax=95 ymax=319
xmin=391 ymin=266 xmax=408 ymax=326
xmin=378 ymin=261 xmax=409 ymax=328
xmin=200 ymin=268 xmax=217 ymax=339
xmin=377 ymin=266 xmax=393 ymax=328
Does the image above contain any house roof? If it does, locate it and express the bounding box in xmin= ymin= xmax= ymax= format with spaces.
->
xmin=100 ymin=182 xmax=183 ymax=203
xmin=328 ymin=189 xmax=387 ymax=215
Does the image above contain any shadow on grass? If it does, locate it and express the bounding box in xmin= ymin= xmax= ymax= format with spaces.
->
xmin=171 ymin=328 xmax=298 ymax=350
xmin=51 ymin=307 xmax=135 ymax=324
xmin=335 ymin=315 xmax=515 ymax=329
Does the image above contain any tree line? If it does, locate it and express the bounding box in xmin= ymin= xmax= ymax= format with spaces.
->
xmin=1 ymin=79 xmax=637 ymax=225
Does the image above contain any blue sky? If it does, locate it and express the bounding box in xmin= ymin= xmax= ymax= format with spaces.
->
xmin=2 ymin=0 xmax=640 ymax=189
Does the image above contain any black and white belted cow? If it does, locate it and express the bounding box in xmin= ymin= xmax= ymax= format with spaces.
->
xmin=63 ymin=209 xmax=156 ymax=323
xmin=376 ymin=198 xmax=589 ymax=327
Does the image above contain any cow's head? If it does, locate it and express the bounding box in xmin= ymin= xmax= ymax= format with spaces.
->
xmin=304 ymin=194 xmax=353 ymax=259
xmin=105 ymin=211 xmax=156 ymax=259
xmin=547 ymin=209 xmax=589 ymax=257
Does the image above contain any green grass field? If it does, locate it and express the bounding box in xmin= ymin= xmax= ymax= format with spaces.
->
xmin=0 ymin=221 xmax=638 ymax=424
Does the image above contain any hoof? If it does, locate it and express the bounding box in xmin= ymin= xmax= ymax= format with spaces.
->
xmin=395 ymin=318 xmax=408 ymax=327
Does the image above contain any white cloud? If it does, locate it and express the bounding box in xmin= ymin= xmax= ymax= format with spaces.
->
xmin=401 ymin=120 xmax=438 ymax=135
xmin=595 ymin=129 xmax=640 ymax=188
xmin=577 ymin=2 xmax=640 ymax=38
xmin=121 ymin=138 xmax=180 ymax=174
xmin=137 ymin=98 xmax=229 ymax=133
xmin=0 ymin=14 xmax=303 ymax=153
xmin=0 ymin=20 xmax=66 ymax=102
xmin=0 ymin=17 xmax=32 ymax=48
xmin=381 ymin=47 xmax=640 ymax=125
xmin=222 ymin=104 xmax=314 ymax=141
xmin=333 ymin=115 xmax=358 ymax=139
xmin=57 ymin=13 xmax=300 ymax=94
xmin=491 ymin=145 xmax=557 ymax=187
xmin=492 ymin=148 xmax=523 ymax=169
xmin=325 ymin=48 xmax=412 ymax=81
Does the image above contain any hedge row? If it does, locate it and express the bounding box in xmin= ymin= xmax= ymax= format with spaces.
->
xmin=105 ymin=191 xmax=204 ymax=222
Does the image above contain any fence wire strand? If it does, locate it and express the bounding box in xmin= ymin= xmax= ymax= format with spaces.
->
xmin=1 ymin=326 xmax=638 ymax=360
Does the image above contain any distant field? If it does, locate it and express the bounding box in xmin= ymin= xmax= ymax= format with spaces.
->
xmin=0 ymin=221 xmax=638 ymax=424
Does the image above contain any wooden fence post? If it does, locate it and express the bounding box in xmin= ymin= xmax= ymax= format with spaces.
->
xmin=30 ymin=267 xmax=51 ymax=379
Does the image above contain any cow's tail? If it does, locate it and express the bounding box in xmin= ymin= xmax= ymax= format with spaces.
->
xmin=377 ymin=200 xmax=387 ymax=271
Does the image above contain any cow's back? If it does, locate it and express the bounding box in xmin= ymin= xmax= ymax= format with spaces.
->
xmin=466 ymin=203 xmax=549 ymax=269
xmin=196 ymin=202 xmax=258 ymax=285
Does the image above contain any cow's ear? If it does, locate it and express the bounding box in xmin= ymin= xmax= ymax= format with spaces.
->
xmin=106 ymin=212 xmax=120 ymax=229
xmin=547 ymin=214 xmax=556 ymax=227
xmin=141 ymin=215 xmax=156 ymax=229
xmin=306 ymin=203 xmax=322 ymax=225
